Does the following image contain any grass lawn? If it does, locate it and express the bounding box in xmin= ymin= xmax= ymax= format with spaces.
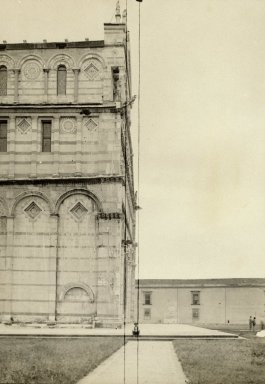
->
xmin=0 ymin=337 xmax=124 ymax=384
xmin=173 ymin=335 xmax=265 ymax=384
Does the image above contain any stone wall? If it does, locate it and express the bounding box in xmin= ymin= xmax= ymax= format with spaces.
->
xmin=137 ymin=282 xmax=265 ymax=325
xmin=0 ymin=111 xmax=121 ymax=179
xmin=0 ymin=21 xmax=136 ymax=326
xmin=0 ymin=181 xmax=130 ymax=324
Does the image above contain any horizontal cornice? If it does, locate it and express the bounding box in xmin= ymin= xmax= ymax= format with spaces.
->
xmin=0 ymin=175 xmax=124 ymax=185
xmin=0 ymin=40 xmax=104 ymax=51
xmin=0 ymin=103 xmax=120 ymax=113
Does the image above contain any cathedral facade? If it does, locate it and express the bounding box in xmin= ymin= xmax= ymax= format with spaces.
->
xmin=0 ymin=15 xmax=136 ymax=326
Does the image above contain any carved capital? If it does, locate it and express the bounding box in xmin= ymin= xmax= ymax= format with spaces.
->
xmin=72 ymin=68 xmax=80 ymax=74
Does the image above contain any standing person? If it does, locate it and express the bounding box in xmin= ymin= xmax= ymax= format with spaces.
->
xmin=253 ymin=317 xmax=256 ymax=332
xmin=249 ymin=316 xmax=253 ymax=330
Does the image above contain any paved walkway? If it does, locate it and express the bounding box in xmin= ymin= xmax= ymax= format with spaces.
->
xmin=77 ymin=341 xmax=187 ymax=384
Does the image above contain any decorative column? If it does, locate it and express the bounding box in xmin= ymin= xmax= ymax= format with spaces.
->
xmin=8 ymin=116 xmax=16 ymax=179
xmin=4 ymin=216 xmax=14 ymax=321
xmin=72 ymin=68 xmax=80 ymax=103
xmin=30 ymin=115 xmax=38 ymax=178
xmin=75 ymin=117 xmax=82 ymax=176
xmin=49 ymin=213 xmax=59 ymax=321
xmin=13 ymin=69 xmax=20 ymax=102
xmin=43 ymin=68 xmax=50 ymax=102
xmin=53 ymin=116 xmax=60 ymax=177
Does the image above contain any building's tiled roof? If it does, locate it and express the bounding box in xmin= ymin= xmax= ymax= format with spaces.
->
xmin=137 ymin=278 xmax=265 ymax=288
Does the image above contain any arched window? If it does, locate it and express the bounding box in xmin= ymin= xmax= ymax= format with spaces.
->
xmin=0 ymin=66 xmax=7 ymax=96
xmin=57 ymin=65 xmax=66 ymax=95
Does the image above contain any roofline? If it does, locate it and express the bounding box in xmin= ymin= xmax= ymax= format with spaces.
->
xmin=136 ymin=278 xmax=265 ymax=288
xmin=0 ymin=40 xmax=105 ymax=51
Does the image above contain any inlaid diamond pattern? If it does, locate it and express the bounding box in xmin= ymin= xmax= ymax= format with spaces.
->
xmin=17 ymin=118 xmax=31 ymax=134
xmin=70 ymin=202 xmax=88 ymax=220
xmin=84 ymin=63 xmax=99 ymax=80
xmin=84 ymin=118 xmax=98 ymax=131
xmin=24 ymin=202 xmax=42 ymax=219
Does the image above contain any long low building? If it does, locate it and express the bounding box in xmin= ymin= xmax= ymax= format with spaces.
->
xmin=136 ymin=279 xmax=265 ymax=325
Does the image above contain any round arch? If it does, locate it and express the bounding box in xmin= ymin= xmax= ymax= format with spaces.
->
xmin=0 ymin=54 xmax=15 ymax=69
xmin=11 ymin=191 xmax=53 ymax=216
xmin=48 ymin=53 xmax=75 ymax=70
xmin=78 ymin=53 xmax=106 ymax=70
xmin=59 ymin=282 xmax=95 ymax=302
xmin=17 ymin=54 xmax=44 ymax=69
xmin=55 ymin=189 xmax=102 ymax=215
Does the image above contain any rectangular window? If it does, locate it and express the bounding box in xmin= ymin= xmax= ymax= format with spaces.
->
xmin=191 ymin=291 xmax=200 ymax=305
xmin=0 ymin=120 xmax=7 ymax=152
xmin=144 ymin=308 xmax=151 ymax=320
xmin=192 ymin=308 xmax=200 ymax=320
xmin=144 ymin=292 xmax=152 ymax=305
xmin=42 ymin=121 xmax=52 ymax=152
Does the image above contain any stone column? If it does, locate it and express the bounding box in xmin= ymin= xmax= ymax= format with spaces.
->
xmin=4 ymin=216 xmax=14 ymax=321
xmin=43 ymin=68 xmax=50 ymax=102
xmin=30 ymin=115 xmax=38 ymax=178
xmin=75 ymin=117 xmax=82 ymax=176
xmin=72 ymin=68 xmax=80 ymax=103
xmin=49 ymin=213 xmax=59 ymax=321
xmin=8 ymin=116 xmax=16 ymax=179
xmin=13 ymin=69 xmax=20 ymax=102
xmin=53 ymin=116 xmax=60 ymax=177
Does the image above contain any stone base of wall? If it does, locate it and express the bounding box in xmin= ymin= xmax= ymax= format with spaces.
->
xmin=94 ymin=316 xmax=124 ymax=328
xmin=0 ymin=314 xmax=126 ymax=328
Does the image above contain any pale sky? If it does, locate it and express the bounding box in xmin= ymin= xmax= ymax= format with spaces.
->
xmin=1 ymin=0 xmax=265 ymax=279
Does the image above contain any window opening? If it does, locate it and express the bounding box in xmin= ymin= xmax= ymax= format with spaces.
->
xmin=144 ymin=308 xmax=151 ymax=320
xmin=42 ymin=121 xmax=52 ymax=152
xmin=191 ymin=291 xmax=200 ymax=305
xmin=57 ymin=65 xmax=66 ymax=95
xmin=192 ymin=308 xmax=200 ymax=320
xmin=0 ymin=66 xmax=7 ymax=96
xmin=0 ymin=120 xmax=7 ymax=152
xmin=144 ymin=292 xmax=152 ymax=305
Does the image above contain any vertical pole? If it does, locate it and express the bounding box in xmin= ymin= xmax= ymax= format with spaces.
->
xmin=224 ymin=287 xmax=227 ymax=324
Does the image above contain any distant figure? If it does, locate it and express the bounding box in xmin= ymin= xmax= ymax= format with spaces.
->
xmin=132 ymin=322 xmax=140 ymax=337
xmin=249 ymin=316 xmax=253 ymax=330
xmin=253 ymin=317 xmax=256 ymax=332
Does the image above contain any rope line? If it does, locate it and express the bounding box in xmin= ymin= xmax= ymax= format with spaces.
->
xmin=123 ymin=1 xmax=129 ymax=383
xmin=136 ymin=2 xmax=141 ymax=384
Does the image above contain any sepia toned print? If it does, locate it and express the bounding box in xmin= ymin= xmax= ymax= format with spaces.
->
xmin=0 ymin=1 xmax=265 ymax=383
